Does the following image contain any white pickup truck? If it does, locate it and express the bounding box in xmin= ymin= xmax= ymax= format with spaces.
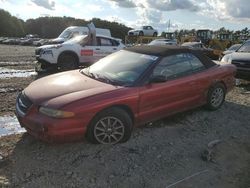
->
xmin=35 ymin=23 xmax=125 ymax=72
xmin=49 ymin=26 xmax=111 ymax=44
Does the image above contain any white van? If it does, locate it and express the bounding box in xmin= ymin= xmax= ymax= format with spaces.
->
xmin=49 ymin=26 xmax=111 ymax=44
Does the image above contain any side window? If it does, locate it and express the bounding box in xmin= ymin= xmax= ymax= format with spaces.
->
xmin=69 ymin=31 xmax=79 ymax=39
xmin=186 ymin=53 xmax=205 ymax=72
xmin=99 ymin=37 xmax=112 ymax=46
xmin=193 ymin=44 xmax=199 ymax=48
xmin=153 ymin=53 xmax=193 ymax=80
xmin=111 ymin=39 xmax=119 ymax=46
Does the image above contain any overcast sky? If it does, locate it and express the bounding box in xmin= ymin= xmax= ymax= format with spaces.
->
xmin=1 ymin=0 xmax=250 ymax=32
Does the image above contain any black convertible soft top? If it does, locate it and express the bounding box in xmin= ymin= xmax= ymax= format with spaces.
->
xmin=125 ymin=45 xmax=216 ymax=68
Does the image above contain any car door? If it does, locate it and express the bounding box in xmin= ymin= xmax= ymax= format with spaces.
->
xmin=138 ymin=53 xmax=202 ymax=124
xmin=79 ymin=37 xmax=100 ymax=64
xmin=96 ymin=37 xmax=115 ymax=58
xmin=147 ymin=26 xmax=153 ymax=36
xmin=188 ymin=53 xmax=215 ymax=102
xmin=110 ymin=39 xmax=121 ymax=52
xmin=144 ymin=26 xmax=152 ymax=36
xmin=79 ymin=37 xmax=114 ymax=64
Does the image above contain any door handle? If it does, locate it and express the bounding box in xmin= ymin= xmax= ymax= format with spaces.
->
xmin=113 ymin=48 xmax=117 ymax=50
xmin=95 ymin=48 xmax=100 ymax=50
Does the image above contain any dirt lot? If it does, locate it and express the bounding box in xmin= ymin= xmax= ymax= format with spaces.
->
xmin=0 ymin=44 xmax=249 ymax=188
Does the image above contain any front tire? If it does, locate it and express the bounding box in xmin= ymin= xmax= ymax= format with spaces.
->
xmin=139 ymin=31 xmax=144 ymax=36
xmin=206 ymin=83 xmax=226 ymax=110
xmin=153 ymin=32 xmax=157 ymax=37
xmin=58 ymin=54 xmax=78 ymax=71
xmin=86 ymin=108 xmax=133 ymax=144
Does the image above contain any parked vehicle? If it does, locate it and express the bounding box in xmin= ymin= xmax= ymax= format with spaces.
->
xmin=16 ymin=46 xmax=236 ymax=144
xmin=2 ymin=38 xmax=20 ymax=45
xmin=20 ymin=38 xmax=41 ymax=45
xmin=148 ymin=39 xmax=178 ymax=46
xmin=221 ymin=40 xmax=250 ymax=80
xmin=35 ymin=23 xmax=125 ymax=72
xmin=128 ymin=26 xmax=158 ymax=37
xmin=181 ymin=42 xmax=219 ymax=60
xmin=219 ymin=43 xmax=241 ymax=60
xmin=0 ymin=37 xmax=8 ymax=43
xmin=26 ymin=34 xmax=39 ymax=38
xmin=48 ymin=26 xmax=111 ymax=44
xmin=33 ymin=39 xmax=49 ymax=46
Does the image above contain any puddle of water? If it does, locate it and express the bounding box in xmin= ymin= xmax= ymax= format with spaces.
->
xmin=0 ymin=88 xmax=21 ymax=93
xmin=0 ymin=116 xmax=26 ymax=137
xmin=0 ymin=67 xmax=37 ymax=78
xmin=0 ymin=61 xmax=35 ymax=66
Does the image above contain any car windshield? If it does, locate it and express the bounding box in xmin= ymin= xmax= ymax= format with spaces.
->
xmin=228 ymin=44 xmax=241 ymax=51
xmin=59 ymin=29 xmax=72 ymax=39
xmin=64 ymin=35 xmax=88 ymax=45
xmin=181 ymin=43 xmax=195 ymax=48
xmin=236 ymin=41 xmax=250 ymax=52
xmin=149 ymin=40 xmax=169 ymax=45
xmin=80 ymin=50 xmax=159 ymax=86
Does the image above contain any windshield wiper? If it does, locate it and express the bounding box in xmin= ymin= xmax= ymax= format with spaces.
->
xmin=79 ymin=68 xmax=97 ymax=79
xmin=80 ymin=69 xmax=128 ymax=86
xmin=97 ymin=74 xmax=125 ymax=86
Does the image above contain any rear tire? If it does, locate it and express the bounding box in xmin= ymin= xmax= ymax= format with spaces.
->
xmin=139 ymin=31 xmax=144 ymax=36
xmin=86 ymin=107 xmax=133 ymax=144
xmin=58 ymin=54 xmax=78 ymax=71
xmin=153 ymin=32 xmax=157 ymax=37
xmin=206 ymin=83 xmax=226 ymax=111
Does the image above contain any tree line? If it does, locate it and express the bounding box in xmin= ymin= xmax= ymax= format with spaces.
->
xmin=0 ymin=9 xmax=131 ymax=39
xmin=0 ymin=9 xmax=249 ymax=41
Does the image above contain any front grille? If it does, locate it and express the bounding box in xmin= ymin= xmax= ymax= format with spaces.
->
xmin=232 ymin=60 xmax=250 ymax=68
xmin=16 ymin=93 xmax=33 ymax=116
xmin=35 ymin=48 xmax=42 ymax=55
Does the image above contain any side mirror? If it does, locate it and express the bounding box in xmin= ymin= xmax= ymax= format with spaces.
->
xmin=149 ymin=75 xmax=167 ymax=83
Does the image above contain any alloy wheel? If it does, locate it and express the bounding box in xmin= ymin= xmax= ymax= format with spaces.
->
xmin=210 ymin=87 xmax=224 ymax=108
xmin=94 ymin=116 xmax=125 ymax=144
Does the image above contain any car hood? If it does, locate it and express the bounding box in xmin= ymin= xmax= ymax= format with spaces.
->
xmin=223 ymin=50 xmax=234 ymax=55
xmin=47 ymin=38 xmax=64 ymax=44
xmin=228 ymin=52 xmax=250 ymax=61
xmin=24 ymin=70 xmax=122 ymax=108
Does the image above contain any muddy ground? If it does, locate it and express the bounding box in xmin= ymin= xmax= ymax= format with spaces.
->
xmin=0 ymin=44 xmax=249 ymax=188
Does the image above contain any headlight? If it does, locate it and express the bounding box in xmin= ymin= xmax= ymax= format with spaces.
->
xmin=39 ymin=107 xmax=75 ymax=118
xmin=53 ymin=44 xmax=62 ymax=49
xmin=221 ymin=55 xmax=231 ymax=63
xmin=42 ymin=50 xmax=53 ymax=55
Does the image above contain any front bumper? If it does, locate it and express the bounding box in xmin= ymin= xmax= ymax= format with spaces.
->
xmin=35 ymin=60 xmax=58 ymax=73
xmin=235 ymin=68 xmax=250 ymax=80
xmin=15 ymin=94 xmax=88 ymax=143
xmin=15 ymin=108 xmax=88 ymax=143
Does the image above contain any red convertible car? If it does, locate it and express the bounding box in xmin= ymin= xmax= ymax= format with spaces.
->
xmin=16 ymin=46 xmax=236 ymax=144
